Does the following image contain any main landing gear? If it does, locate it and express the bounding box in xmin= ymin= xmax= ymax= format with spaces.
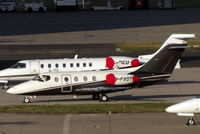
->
xmin=186 ymin=118 xmax=197 ymax=126
xmin=92 ymin=94 xmax=109 ymax=102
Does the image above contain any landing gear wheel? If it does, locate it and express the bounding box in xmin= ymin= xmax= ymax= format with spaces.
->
xmin=39 ymin=7 xmax=44 ymax=12
xmin=2 ymin=84 xmax=9 ymax=90
xmin=187 ymin=118 xmax=196 ymax=126
xmin=100 ymin=94 xmax=108 ymax=102
xmin=27 ymin=7 xmax=33 ymax=12
xmin=23 ymin=97 xmax=31 ymax=103
xmin=92 ymin=94 xmax=100 ymax=100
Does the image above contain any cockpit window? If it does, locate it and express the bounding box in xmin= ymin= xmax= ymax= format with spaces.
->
xmin=10 ymin=63 xmax=26 ymax=69
xmin=42 ymin=75 xmax=50 ymax=81
xmin=32 ymin=75 xmax=44 ymax=82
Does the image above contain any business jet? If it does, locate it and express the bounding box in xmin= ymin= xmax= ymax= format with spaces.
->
xmin=0 ymin=34 xmax=192 ymax=90
xmin=166 ymin=97 xmax=200 ymax=126
xmin=7 ymin=34 xmax=194 ymax=103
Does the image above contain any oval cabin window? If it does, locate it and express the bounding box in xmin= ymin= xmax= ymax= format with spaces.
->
xmin=83 ymin=76 xmax=88 ymax=81
xmin=65 ymin=77 xmax=69 ymax=82
xmin=74 ymin=76 xmax=78 ymax=82
xmin=92 ymin=76 xmax=96 ymax=81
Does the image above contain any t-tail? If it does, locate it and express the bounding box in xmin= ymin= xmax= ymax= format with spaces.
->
xmin=138 ymin=34 xmax=196 ymax=69
xmin=131 ymin=34 xmax=195 ymax=83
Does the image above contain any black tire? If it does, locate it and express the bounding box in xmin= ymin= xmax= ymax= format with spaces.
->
xmin=92 ymin=94 xmax=100 ymax=100
xmin=2 ymin=84 xmax=9 ymax=90
xmin=187 ymin=119 xmax=196 ymax=126
xmin=23 ymin=97 xmax=31 ymax=103
xmin=39 ymin=7 xmax=44 ymax=12
xmin=100 ymin=94 xmax=108 ymax=102
xmin=27 ymin=7 xmax=33 ymax=12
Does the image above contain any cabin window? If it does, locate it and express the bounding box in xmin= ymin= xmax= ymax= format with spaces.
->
xmin=10 ymin=63 xmax=26 ymax=69
xmin=42 ymin=75 xmax=50 ymax=81
xmin=76 ymin=63 xmax=80 ymax=68
xmin=40 ymin=64 xmax=44 ymax=68
xmin=55 ymin=77 xmax=59 ymax=82
xmin=64 ymin=77 xmax=69 ymax=82
xmin=70 ymin=63 xmax=73 ymax=68
xmin=92 ymin=76 xmax=96 ymax=81
xmin=83 ymin=76 xmax=88 ymax=81
xmin=63 ymin=63 xmax=66 ymax=68
xmin=48 ymin=64 xmax=51 ymax=68
xmin=89 ymin=62 xmax=92 ymax=67
xmin=55 ymin=64 xmax=59 ymax=68
xmin=83 ymin=63 xmax=86 ymax=67
xmin=74 ymin=76 xmax=78 ymax=82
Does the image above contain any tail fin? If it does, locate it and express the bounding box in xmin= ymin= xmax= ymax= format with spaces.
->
xmin=132 ymin=34 xmax=195 ymax=76
xmin=138 ymin=34 xmax=196 ymax=63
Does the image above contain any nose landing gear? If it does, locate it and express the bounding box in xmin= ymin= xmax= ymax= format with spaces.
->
xmin=23 ymin=96 xmax=36 ymax=103
xmin=186 ymin=118 xmax=197 ymax=126
xmin=2 ymin=84 xmax=9 ymax=90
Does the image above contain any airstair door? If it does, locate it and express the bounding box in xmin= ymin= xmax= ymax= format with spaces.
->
xmin=30 ymin=61 xmax=39 ymax=73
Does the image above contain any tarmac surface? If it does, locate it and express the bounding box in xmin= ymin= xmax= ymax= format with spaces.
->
xmin=0 ymin=9 xmax=200 ymax=44
xmin=1 ymin=113 xmax=200 ymax=134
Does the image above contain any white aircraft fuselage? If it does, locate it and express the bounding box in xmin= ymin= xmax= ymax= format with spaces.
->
xmin=0 ymin=56 xmax=139 ymax=82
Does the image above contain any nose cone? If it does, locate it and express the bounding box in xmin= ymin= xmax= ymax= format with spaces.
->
xmin=166 ymin=105 xmax=177 ymax=113
xmin=7 ymin=87 xmax=19 ymax=95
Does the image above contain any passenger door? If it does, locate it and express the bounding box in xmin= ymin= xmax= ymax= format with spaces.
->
xmin=30 ymin=61 xmax=39 ymax=73
xmin=61 ymin=74 xmax=72 ymax=93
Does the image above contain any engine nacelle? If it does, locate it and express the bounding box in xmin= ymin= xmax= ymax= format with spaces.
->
xmin=106 ymin=56 xmax=140 ymax=69
xmin=106 ymin=73 xmax=139 ymax=86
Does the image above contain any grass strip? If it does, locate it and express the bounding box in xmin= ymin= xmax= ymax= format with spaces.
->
xmin=116 ymin=41 xmax=200 ymax=52
xmin=0 ymin=103 xmax=174 ymax=114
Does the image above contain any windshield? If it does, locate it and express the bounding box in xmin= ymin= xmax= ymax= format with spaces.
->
xmin=42 ymin=75 xmax=50 ymax=81
xmin=32 ymin=75 xmax=44 ymax=82
xmin=10 ymin=63 xmax=26 ymax=69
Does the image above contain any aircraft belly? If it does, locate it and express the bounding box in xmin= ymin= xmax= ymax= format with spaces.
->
xmin=19 ymin=81 xmax=132 ymax=96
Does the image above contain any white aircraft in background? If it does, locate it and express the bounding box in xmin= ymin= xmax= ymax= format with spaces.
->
xmin=166 ymin=97 xmax=200 ymax=126
xmin=0 ymin=34 xmax=192 ymax=89
xmin=7 ymin=34 xmax=194 ymax=103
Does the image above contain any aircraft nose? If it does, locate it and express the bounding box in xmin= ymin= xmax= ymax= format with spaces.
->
xmin=165 ymin=106 xmax=176 ymax=113
xmin=7 ymin=87 xmax=19 ymax=95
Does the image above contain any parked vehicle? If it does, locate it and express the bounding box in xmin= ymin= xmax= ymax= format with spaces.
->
xmin=0 ymin=0 xmax=16 ymax=12
xmin=54 ymin=0 xmax=78 ymax=11
xmin=91 ymin=0 xmax=124 ymax=11
xmin=24 ymin=1 xmax=46 ymax=12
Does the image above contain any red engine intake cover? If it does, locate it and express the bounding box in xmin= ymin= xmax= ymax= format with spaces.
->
xmin=106 ymin=73 xmax=116 ymax=85
xmin=106 ymin=57 xmax=115 ymax=69
xmin=132 ymin=75 xmax=139 ymax=83
xmin=131 ymin=59 xmax=139 ymax=67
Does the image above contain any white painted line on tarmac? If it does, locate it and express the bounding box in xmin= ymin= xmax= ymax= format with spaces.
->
xmin=63 ymin=114 xmax=71 ymax=134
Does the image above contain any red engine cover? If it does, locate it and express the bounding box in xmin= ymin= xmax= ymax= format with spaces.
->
xmin=106 ymin=73 xmax=116 ymax=85
xmin=131 ymin=59 xmax=139 ymax=67
xmin=132 ymin=75 xmax=139 ymax=83
xmin=106 ymin=57 xmax=115 ymax=69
